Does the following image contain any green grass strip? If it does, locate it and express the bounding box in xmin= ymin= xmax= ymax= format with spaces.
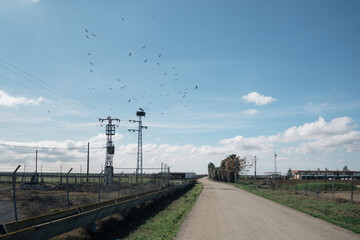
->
xmin=124 ymin=183 xmax=203 ymax=240
xmin=227 ymin=181 xmax=360 ymax=234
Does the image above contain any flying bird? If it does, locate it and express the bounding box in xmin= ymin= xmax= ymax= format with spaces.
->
xmin=85 ymin=29 xmax=88 ymax=32
xmin=128 ymin=99 xmax=131 ymax=102
xmin=121 ymin=17 xmax=125 ymax=21
xmin=87 ymin=53 xmax=91 ymax=56
xmin=120 ymin=85 xmax=126 ymax=89
xmin=158 ymin=54 xmax=161 ymax=58
xmin=161 ymin=112 xmax=164 ymax=115
xmin=144 ymin=59 xmax=148 ymax=63
xmin=129 ymin=52 xmax=132 ymax=56
xmin=164 ymin=72 xmax=167 ymax=75
xmin=157 ymin=62 xmax=160 ymax=65
xmin=90 ymin=70 xmax=93 ymax=72
xmin=172 ymin=66 xmax=176 ymax=69
xmin=142 ymin=45 xmax=146 ymax=49
xmin=92 ymin=33 xmax=96 ymax=37
xmin=86 ymin=35 xmax=89 ymax=39
xmin=195 ymin=85 xmax=198 ymax=89
xmin=117 ymin=78 xmax=121 ymax=81
xmin=90 ymin=62 xmax=94 ymax=65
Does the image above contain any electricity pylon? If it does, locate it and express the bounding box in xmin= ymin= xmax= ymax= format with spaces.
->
xmin=99 ymin=116 xmax=120 ymax=185
xmin=129 ymin=109 xmax=148 ymax=184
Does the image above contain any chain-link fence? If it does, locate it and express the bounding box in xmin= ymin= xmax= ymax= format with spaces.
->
xmin=236 ymin=175 xmax=360 ymax=203
xmin=0 ymin=164 xmax=174 ymax=225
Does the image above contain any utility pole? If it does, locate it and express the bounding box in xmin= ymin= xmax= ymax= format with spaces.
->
xmin=234 ymin=157 xmax=238 ymax=183
xmin=86 ymin=142 xmax=90 ymax=183
xmin=99 ymin=116 xmax=121 ymax=185
xmin=129 ymin=108 xmax=148 ymax=184
xmin=35 ymin=150 xmax=38 ymax=173
xmin=254 ymin=156 xmax=257 ymax=179
xmin=274 ymin=145 xmax=277 ymax=178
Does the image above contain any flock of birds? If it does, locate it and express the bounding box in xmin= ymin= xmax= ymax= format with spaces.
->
xmin=83 ymin=17 xmax=199 ymax=117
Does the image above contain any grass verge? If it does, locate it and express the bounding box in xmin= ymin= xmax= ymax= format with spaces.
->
xmin=228 ymin=181 xmax=360 ymax=234
xmin=124 ymin=183 xmax=203 ymax=240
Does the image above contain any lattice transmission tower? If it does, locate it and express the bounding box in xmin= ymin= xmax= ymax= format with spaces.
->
xmin=129 ymin=108 xmax=148 ymax=183
xmin=99 ymin=116 xmax=120 ymax=185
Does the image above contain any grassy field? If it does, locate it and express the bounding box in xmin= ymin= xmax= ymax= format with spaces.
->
xmin=228 ymin=181 xmax=360 ymax=233
xmin=124 ymin=183 xmax=203 ymax=240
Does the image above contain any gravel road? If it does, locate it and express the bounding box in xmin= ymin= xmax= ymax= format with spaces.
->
xmin=176 ymin=178 xmax=359 ymax=240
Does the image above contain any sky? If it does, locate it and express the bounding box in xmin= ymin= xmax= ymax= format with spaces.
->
xmin=0 ymin=0 xmax=359 ymax=175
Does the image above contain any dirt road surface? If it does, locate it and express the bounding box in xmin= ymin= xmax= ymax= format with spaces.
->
xmin=176 ymin=178 xmax=359 ymax=240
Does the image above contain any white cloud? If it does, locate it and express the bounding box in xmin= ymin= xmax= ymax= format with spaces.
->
xmin=243 ymin=109 xmax=258 ymax=116
xmin=282 ymin=117 xmax=355 ymax=142
xmin=304 ymin=102 xmax=328 ymax=114
xmin=0 ymin=90 xmax=44 ymax=107
xmin=241 ymin=92 xmax=276 ymax=106
xmin=0 ymin=117 xmax=359 ymax=174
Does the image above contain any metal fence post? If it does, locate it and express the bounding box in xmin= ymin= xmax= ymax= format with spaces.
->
xmin=316 ymin=175 xmax=319 ymax=198
xmin=332 ymin=176 xmax=335 ymax=200
xmin=305 ymin=175 xmax=308 ymax=196
xmin=98 ymin=170 xmax=103 ymax=203
xmin=66 ymin=168 xmax=73 ymax=209
xmin=131 ymin=172 xmax=135 ymax=195
xmin=118 ymin=171 xmax=123 ymax=198
xmin=351 ymin=173 xmax=354 ymax=202
xmin=12 ymin=165 xmax=21 ymax=221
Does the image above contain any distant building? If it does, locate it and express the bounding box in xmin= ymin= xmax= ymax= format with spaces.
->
xmin=171 ymin=172 xmax=196 ymax=180
xmin=292 ymin=170 xmax=360 ymax=180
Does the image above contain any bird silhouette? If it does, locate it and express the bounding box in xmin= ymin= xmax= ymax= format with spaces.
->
xmin=164 ymin=72 xmax=167 ymax=75
xmin=172 ymin=66 xmax=176 ymax=69
xmin=85 ymin=29 xmax=88 ymax=32
xmin=121 ymin=17 xmax=125 ymax=21
xmin=144 ymin=59 xmax=148 ymax=63
xmin=87 ymin=53 xmax=91 ymax=56
xmin=90 ymin=62 xmax=94 ymax=65
xmin=129 ymin=52 xmax=132 ymax=56
xmin=92 ymin=33 xmax=96 ymax=37
xmin=195 ymin=85 xmax=198 ymax=89
xmin=128 ymin=99 xmax=131 ymax=102
xmin=157 ymin=62 xmax=160 ymax=65
xmin=158 ymin=54 xmax=161 ymax=58
xmin=86 ymin=35 xmax=89 ymax=39
xmin=142 ymin=46 xmax=146 ymax=49
xmin=120 ymin=85 xmax=126 ymax=89
xmin=90 ymin=70 xmax=93 ymax=72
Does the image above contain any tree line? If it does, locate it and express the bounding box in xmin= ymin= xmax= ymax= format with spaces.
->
xmin=208 ymin=154 xmax=247 ymax=183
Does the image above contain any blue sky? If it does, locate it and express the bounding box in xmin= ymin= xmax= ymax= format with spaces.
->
xmin=0 ymin=0 xmax=359 ymax=174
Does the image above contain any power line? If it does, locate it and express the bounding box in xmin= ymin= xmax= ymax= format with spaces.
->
xmin=0 ymin=73 xmax=100 ymax=119
xmin=0 ymin=57 xmax=111 ymax=118
xmin=0 ymin=143 xmax=106 ymax=150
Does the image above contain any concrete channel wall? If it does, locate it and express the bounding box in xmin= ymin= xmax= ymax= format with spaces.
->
xmin=0 ymin=181 xmax=194 ymax=240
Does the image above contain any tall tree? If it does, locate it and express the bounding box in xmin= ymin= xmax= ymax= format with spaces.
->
xmin=286 ymin=168 xmax=293 ymax=179
xmin=343 ymin=165 xmax=349 ymax=171
xmin=208 ymin=162 xmax=215 ymax=179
